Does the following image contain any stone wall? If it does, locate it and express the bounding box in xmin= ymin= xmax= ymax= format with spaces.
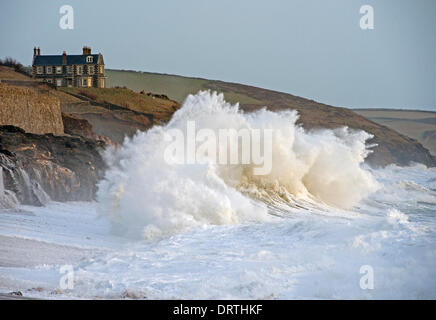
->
xmin=0 ymin=83 xmax=64 ymax=135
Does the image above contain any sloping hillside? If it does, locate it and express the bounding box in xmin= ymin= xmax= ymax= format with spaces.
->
xmin=58 ymin=86 xmax=180 ymax=143
xmin=107 ymin=69 xmax=436 ymax=167
xmin=0 ymin=66 xmax=31 ymax=80
xmin=62 ymin=87 xmax=179 ymax=123
xmin=354 ymin=109 xmax=436 ymax=156
xmin=107 ymin=69 xmax=208 ymax=103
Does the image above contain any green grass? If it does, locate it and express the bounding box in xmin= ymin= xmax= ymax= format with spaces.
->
xmin=106 ymin=69 xmax=262 ymax=105
xmin=106 ymin=69 xmax=208 ymax=103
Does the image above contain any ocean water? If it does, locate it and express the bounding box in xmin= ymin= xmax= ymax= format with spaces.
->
xmin=0 ymin=92 xmax=435 ymax=299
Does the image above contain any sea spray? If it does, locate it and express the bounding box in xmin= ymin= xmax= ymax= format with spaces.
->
xmin=97 ymin=91 xmax=378 ymax=239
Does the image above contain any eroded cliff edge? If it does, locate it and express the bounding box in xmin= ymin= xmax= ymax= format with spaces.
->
xmin=0 ymin=82 xmax=108 ymax=208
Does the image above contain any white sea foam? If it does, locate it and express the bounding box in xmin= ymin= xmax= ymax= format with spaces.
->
xmin=1 ymin=92 xmax=435 ymax=299
xmin=1 ymin=163 xmax=435 ymax=299
xmin=96 ymin=91 xmax=379 ymax=239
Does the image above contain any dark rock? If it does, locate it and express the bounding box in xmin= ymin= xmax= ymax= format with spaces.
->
xmin=0 ymin=125 xmax=106 ymax=207
xmin=1 ymin=125 xmax=25 ymax=134
xmin=62 ymin=113 xmax=116 ymax=146
xmin=0 ymin=148 xmax=15 ymax=157
xmin=146 ymin=92 xmax=169 ymax=100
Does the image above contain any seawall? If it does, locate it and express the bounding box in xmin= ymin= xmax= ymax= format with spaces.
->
xmin=0 ymin=83 xmax=64 ymax=135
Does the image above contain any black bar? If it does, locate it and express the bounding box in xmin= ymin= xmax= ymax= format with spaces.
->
xmin=1 ymin=300 xmax=434 ymax=319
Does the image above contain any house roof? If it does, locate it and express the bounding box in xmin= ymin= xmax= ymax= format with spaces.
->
xmin=33 ymin=54 xmax=100 ymax=66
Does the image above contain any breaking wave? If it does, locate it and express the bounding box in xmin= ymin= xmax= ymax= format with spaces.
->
xmin=97 ymin=91 xmax=379 ymax=239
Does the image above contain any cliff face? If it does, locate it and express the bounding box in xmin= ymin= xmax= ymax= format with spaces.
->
xmin=62 ymin=112 xmax=116 ymax=146
xmin=0 ymin=83 xmax=64 ymax=135
xmin=57 ymin=87 xmax=178 ymax=144
xmin=0 ymin=125 xmax=106 ymax=208
xmin=0 ymin=81 xmax=117 ymax=208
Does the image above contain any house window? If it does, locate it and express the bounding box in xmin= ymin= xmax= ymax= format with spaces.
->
xmin=56 ymin=66 xmax=62 ymax=74
xmin=86 ymin=56 xmax=93 ymax=63
xmin=88 ymin=65 xmax=94 ymax=75
xmin=56 ymin=79 xmax=63 ymax=87
xmin=36 ymin=66 xmax=43 ymax=74
xmin=67 ymin=66 xmax=73 ymax=74
xmin=76 ymin=65 xmax=83 ymax=75
xmin=99 ymin=65 xmax=104 ymax=74
xmin=82 ymin=78 xmax=87 ymax=87
xmin=46 ymin=79 xmax=53 ymax=83
xmin=46 ymin=66 xmax=52 ymax=74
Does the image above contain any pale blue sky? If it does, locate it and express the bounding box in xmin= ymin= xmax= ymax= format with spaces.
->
xmin=1 ymin=0 xmax=435 ymax=110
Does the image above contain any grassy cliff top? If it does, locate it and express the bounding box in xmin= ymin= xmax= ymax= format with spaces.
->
xmin=0 ymin=66 xmax=31 ymax=80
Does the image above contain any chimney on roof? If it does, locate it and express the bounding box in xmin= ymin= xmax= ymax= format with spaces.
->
xmin=82 ymin=46 xmax=91 ymax=55
xmin=37 ymin=47 xmax=40 ymax=55
xmin=62 ymin=51 xmax=67 ymax=65
xmin=32 ymin=47 xmax=39 ymax=65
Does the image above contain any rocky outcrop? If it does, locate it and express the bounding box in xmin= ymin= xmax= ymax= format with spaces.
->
xmin=365 ymin=134 xmax=435 ymax=167
xmin=62 ymin=113 xmax=95 ymax=139
xmin=60 ymin=99 xmax=154 ymax=145
xmin=0 ymin=125 xmax=106 ymax=208
xmin=62 ymin=112 xmax=115 ymax=146
xmin=144 ymin=92 xmax=170 ymax=100
xmin=0 ymin=83 xmax=64 ymax=135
